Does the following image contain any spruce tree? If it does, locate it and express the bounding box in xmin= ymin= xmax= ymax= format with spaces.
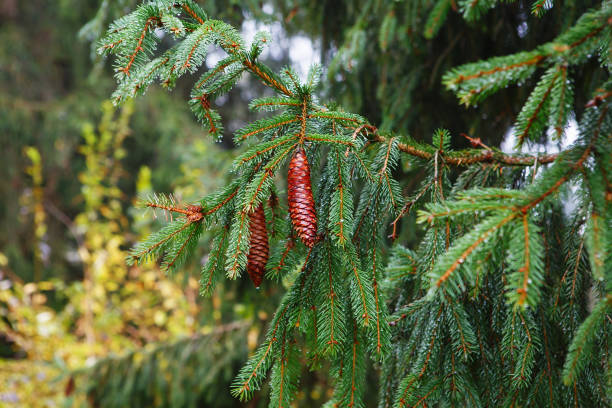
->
xmin=97 ymin=1 xmax=611 ymax=406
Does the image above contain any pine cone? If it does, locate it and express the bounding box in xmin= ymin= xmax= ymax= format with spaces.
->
xmin=288 ymin=146 xmax=318 ymax=247
xmin=247 ymin=203 xmax=269 ymax=288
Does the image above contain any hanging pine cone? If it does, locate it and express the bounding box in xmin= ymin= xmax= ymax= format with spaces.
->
xmin=247 ymin=203 xmax=269 ymax=288
xmin=288 ymin=146 xmax=318 ymax=247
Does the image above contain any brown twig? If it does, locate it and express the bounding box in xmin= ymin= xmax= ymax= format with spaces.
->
xmin=362 ymin=126 xmax=558 ymax=166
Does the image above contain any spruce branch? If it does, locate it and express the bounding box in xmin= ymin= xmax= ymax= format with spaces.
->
xmin=232 ymin=134 xmax=298 ymax=169
xmin=368 ymin=130 xmax=558 ymax=166
xmin=269 ymin=335 xmax=300 ymax=408
xmin=162 ymin=221 xmax=203 ymax=272
xmin=193 ymin=56 xmax=238 ymax=90
xmin=200 ymin=181 xmax=240 ymax=217
xmin=444 ymin=2 xmax=612 ymax=106
xmin=514 ymin=64 xmax=561 ymax=147
xmin=506 ymin=216 xmax=545 ymax=308
xmin=242 ymin=60 xmax=294 ymax=97
xmin=127 ymin=219 xmax=194 ymax=266
xmin=396 ymin=304 xmax=443 ymax=407
xmin=232 ymin=305 xmax=290 ymax=400
xmin=200 ymin=225 xmax=229 ymax=297
xmin=98 ymin=2 xmax=612 ymax=406
xmin=234 ymin=114 xmax=299 ymax=143
xmin=444 ymin=298 xmax=477 ymax=361
xmin=426 ymin=212 xmax=516 ymax=295
xmin=347 ymin=249 xmax=376 ymax=327
xmin=331 ymin=322 xmax=367 ymax=408
xmin=267 ymin=237 xmax=298 ymax=281
xmin=549 ymin=65 xmax=573 ymax=140
xmin=178 ymin=1 xmax=208 ymax=24
xmin=225 ymin=209 xmax=251 ymax=279
xmin=562 ymin=296 xmax=611 ymax=385
xmin=369 ymin=229 xmax=391 ymax=358
xmin=315 ymin=241 xmax=346 ymax=355
xmin=327 ymin=148 xmax=354 ymax=247
xmin=120 ymin=15 xmax=161 ymax=77
xmin=502 ymin=310 xmax=541 ymax=389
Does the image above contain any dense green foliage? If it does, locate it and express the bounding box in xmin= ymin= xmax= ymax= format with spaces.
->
xmin=1 ymin=0 xmax=610 ymax=407
xmin=94 ymin=0 xmax=612 ymax=407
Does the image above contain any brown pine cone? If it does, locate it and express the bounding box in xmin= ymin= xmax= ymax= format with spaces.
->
xmin=288 ymin=146 xmax=318 ymax=247
xmin=247 ymin=203 xmax=269 ymax=288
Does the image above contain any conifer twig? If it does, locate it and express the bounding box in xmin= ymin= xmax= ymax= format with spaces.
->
xmin=369 ymin=132 xmax=558 ymax=166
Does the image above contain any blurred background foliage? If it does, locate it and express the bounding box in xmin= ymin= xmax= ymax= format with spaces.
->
xmin=0 ymin=0 xmax=606 ymax=406
xmin=0 ymin=1 xmax=271 ymax=406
